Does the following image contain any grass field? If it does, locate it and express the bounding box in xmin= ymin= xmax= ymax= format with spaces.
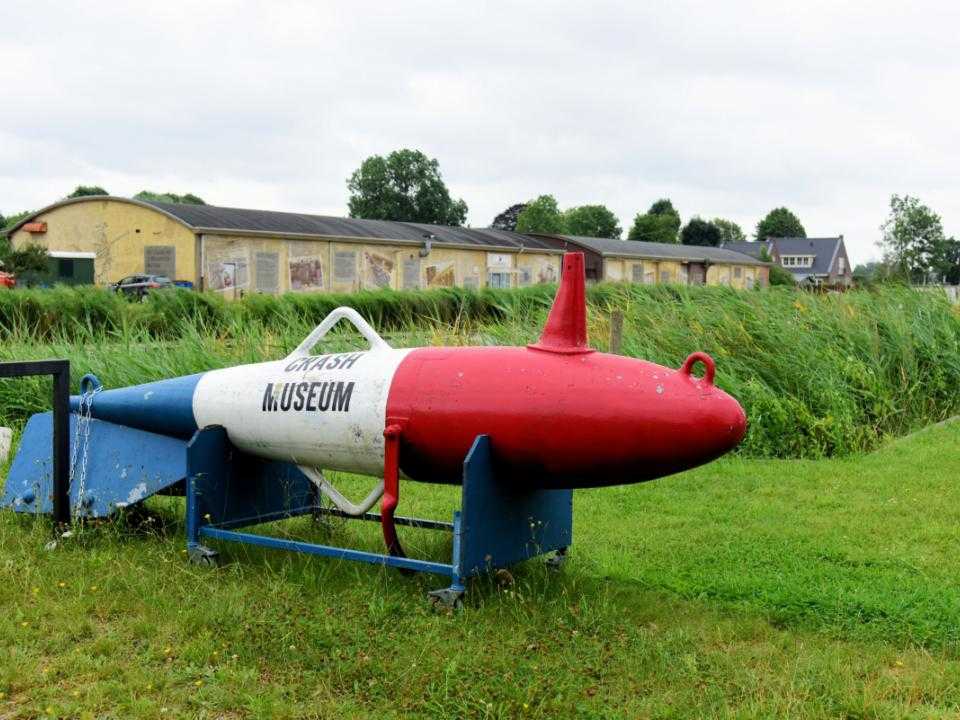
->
xmin=2 ymin=418 xmax=959 ymax=719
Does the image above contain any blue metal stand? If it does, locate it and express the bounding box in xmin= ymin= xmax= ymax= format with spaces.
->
xmin=3 ymin=413 xmax=188 ymax=519
xmin=185 ymin=427 xmax=572 ymax=605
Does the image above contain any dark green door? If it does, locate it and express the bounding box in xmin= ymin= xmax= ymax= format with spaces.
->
xmin=47 ymin=257 xmax=95 ymax=285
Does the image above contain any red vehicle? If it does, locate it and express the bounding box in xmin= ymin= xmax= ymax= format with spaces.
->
xmin=0 ymin=270 xmax=15 ymax=289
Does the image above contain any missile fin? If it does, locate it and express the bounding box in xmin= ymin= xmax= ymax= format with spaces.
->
xmin=529 ymin=252 xmax=593 ymax=355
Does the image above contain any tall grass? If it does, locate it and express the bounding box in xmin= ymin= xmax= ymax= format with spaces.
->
xmin=0 ymin=283 xmax=958 ymax=459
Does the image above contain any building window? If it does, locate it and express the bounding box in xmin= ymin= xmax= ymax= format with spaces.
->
xmin=631 ymin=263 xmax=643 ymax=283
xmin=838 ymin=256 xmax=846 ymax=274
xmin=734 ymin=266 xmax=742 ymax=279
xmin=660 ymin=270 xmax=670 ymax=284
xmin=488 ymin=271 xmax=511 ymax=289
xmin=782 ymin=255 xmax=813 ymax=268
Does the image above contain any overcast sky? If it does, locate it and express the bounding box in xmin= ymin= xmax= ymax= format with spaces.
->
xmin=2 ymin=1 xmax=958 ymax=265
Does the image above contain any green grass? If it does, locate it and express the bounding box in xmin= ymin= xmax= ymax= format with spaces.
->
xmin=3 ymin=283 xmax=960 ymax=459
xmin=2 ymin=420 xmax=960 ymax=718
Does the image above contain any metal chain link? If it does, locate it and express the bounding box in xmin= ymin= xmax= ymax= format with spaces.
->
xmin=70 ymin=384 xmax=100 ymax=516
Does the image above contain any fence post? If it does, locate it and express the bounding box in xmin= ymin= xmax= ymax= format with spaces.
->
xmin=609 ymin=310 xmax=624 ymax=354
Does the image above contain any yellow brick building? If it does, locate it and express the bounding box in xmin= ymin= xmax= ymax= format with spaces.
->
xmin=5 ymin=197 xmax=563 ymax=295
xmin=533 ymin=234 xmax=770 ymax=289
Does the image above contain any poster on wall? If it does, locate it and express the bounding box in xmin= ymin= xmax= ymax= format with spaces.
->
xmin=537 ymin=264 xmax=557 ymax=283
xmin=289 ymin=256 xmax=324 ymax=290
xmin=334 ymin=250 xmax=357 ymax=285
xmin=402 ymin=257 xmax=421 ymax=289
xmin=144 ymin=246 xmax=176 ymax=278
xmin=425 ymin=260 xmax=455 ymax=288
xmin=255 ymin=252 xmax=280 ymax=294
xmin=486 ymin=252 xmax=511 ymax=269
xmin=207 ymin=256 xmax=249 ymax=291
xmin=363 ymin=251 xmax=395 ymax=289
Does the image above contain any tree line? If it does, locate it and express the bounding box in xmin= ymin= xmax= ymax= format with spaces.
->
xmin=347 ymin=149 xmax=808 ymax=247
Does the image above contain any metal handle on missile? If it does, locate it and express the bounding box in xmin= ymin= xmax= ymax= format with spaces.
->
xmin=680 ymin=351 xmax=716 ymax=386
xmin=286 ymin=306 xmax=391 ymax=360
xmin=298 ymin=466 xmax=384 ymax=516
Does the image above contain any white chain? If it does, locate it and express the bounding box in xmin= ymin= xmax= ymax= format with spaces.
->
xmin=70 ymin=384 xmax=100 ymax=516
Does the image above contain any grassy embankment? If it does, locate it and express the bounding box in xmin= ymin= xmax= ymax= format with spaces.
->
xmin=0 ymin=282 xmax=959 ymax=458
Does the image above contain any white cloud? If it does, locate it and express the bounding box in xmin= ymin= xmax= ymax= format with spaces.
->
xmin=2 ymin=0 xmax=959 ymax=264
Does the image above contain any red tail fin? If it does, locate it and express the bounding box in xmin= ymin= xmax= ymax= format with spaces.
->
xmin=529 ymin=253 xmax=593 ymax=354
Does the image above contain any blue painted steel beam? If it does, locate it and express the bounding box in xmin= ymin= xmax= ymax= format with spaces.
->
xmin=198 ymin=526 xmax=456 ymax=577
xmin=313 ymin=507 xmax=454 ymax=531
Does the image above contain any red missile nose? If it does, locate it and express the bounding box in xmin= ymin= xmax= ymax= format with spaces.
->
xmin=678 ymin=351 xmax=747 ymax=460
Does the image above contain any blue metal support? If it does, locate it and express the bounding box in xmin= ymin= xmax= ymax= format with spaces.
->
xmin=184 ymin=427 xmax=573 ymax=605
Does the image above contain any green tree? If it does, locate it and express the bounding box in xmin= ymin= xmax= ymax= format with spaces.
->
xmin=0 ymin=243 xmax=49 ymax=283
xmin=347 ymin=149 xmax=467 ymax=226
xmin=649 ymin=199 xmax=678 ymax=217
xmin=768 ymin=264 xmax=796 ymax=286
xmin=67 ymin=185 xmax=108 ymax=198
xmin=135 ymin=191 xmax=206 ymax=205
xmin=562 ymin=204 xmax=621 ymax=239
xmin=627 ymin=198 xmax=681 ymax=243
xmin=3 ymin=210 xmax=32 ymax=230
xmin=758 ymin=244 xmax=796 ymax=286
xmin=852 ymin=261 xmax=893 ymax=285
xmin=756 ymin=207 xmax=806 ymax=240
xmin=712 ymin=218 xmax=746 ymax=244
xmin=515 ymin=195 xmax=565 ymax=234
xmin=879 ymin=194 xmax=955 ymax=282
xmin=680 ymin=217 xmax=722 ymax=246
xmin=490 ymin=203 xmax=527 ymax=231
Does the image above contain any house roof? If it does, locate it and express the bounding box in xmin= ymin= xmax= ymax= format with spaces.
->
xmin=5 ymin=196 xmax=560 ymax=253
xmin=533 ymin=234 xmax=769 ymax=266
xmin=719 ymin=240 xmax=769 ymax=260
xmin=770 ymin=237 xmax=843 ymax=276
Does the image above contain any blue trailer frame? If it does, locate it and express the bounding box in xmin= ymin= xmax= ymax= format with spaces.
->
xmin=185 ymin=426 xmax=572 ymax=606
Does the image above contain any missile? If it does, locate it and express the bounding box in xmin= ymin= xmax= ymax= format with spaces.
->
xmin=66 ymin=253 xmax=746 ymax=554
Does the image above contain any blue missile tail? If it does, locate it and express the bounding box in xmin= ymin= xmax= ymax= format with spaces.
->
xmin=70 ymin=373 xmax=205 ymax=439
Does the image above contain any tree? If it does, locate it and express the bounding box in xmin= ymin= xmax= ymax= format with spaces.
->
xmin=346 ymin=149 xmax=467 ymax=226
xmin=627 ymin=213 xmax=679 ymax=243
xmin=135 ymin=190 xmax=206 ymax=205
xmin=879 ymin=194 xmax=955 ymax=283
xmin=490 ymin=203 xmax=527 ymax=232
xmin=627 ymin=198 xmax=681 ymax=243
xmin=515 ymin=195 xmax=565 ymax=234
xmin=67 ymin=185 xmax=108 ymax=198
xmin=562 ymin=204 xmax=621 ymax=239
xmin=852 ymin=261 xmax=894 ymax=285
xmin=3 ymin=210 xmax=32 ymax=230
xmin=649 ymin=199 xmax=678 ymax=217
xmin=768 ymin=263 xmax=796 ymax=286
xmin=758 ymin=244 xmax=796 ymax=286
xmin=0 ymin=242 xmax=49 ymax=281
xmin=712 ymin=218 xmax=745 ymax=244
xmin=755 ymin=207 xmax=806 ymax=240
xmin=680 ymin=217 xmax=721 ymax=246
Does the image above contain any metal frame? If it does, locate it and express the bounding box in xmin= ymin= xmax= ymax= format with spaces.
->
xmin=0 ymin=360 xmax=70 ymax=524
xmin=185 ymin=428 xmax=572 ymax=606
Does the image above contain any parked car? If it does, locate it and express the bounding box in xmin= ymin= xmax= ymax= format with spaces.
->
xmin=111 ymin=274 xmax=174 ymax=300
xmin=0 ymin=271 xmax=15 ymax=289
